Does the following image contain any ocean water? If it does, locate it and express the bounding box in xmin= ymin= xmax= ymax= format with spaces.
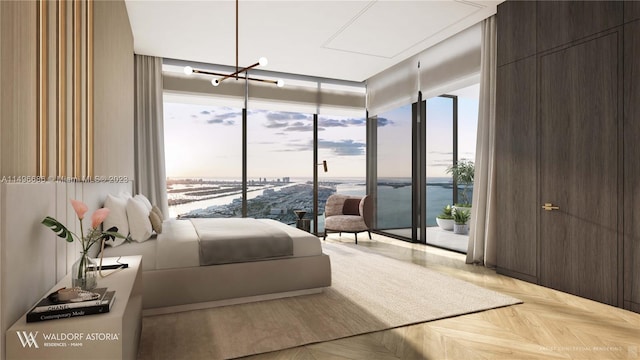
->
xmin=168 ymin=178 xmax=468 ymax=230
xmin=375 ymin=181 xmax=455 ymax=229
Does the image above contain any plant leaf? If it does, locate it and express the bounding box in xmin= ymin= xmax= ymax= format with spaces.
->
xmin=41 ymin=216 xmax=74 ymax=243
xmin=101 ymin=226 xmax=128 ymax=242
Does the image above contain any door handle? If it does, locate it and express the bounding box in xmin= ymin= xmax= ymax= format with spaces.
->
xmin=541 ymin=203 xmax=559 ymax=211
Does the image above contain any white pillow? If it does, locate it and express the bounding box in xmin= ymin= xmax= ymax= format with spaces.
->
xmin=103 ymin=194 xmax=129 ymax=247
xmin=126 ymin=197 xmax=153 ymax=242
xmin=134 ymin=194 xmax=152 ymax=212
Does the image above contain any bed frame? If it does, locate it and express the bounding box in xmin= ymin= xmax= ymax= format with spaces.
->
xmin=143 ymin=254 xmax=331 ymax=314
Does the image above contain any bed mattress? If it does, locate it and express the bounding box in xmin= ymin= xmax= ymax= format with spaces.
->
xmin=102 ymin=218 xmax=323 ymax=271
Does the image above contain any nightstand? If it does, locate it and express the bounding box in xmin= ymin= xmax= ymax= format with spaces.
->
xmin=5 ymin=256 xmax=142 ymax=360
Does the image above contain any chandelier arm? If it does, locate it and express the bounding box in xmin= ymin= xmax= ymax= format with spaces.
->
xmin=192 ymin=69 xmax=278 ymax=85
xmin=218 ymin=61 xmax=260 ymax=84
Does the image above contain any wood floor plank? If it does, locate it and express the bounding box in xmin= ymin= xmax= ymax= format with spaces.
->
xmin=241 ymin=347 xmax=318 ymax=360
xmin=254 ymin=234 xmax=640 ymax=360
xmin=306 ymin=332 xmax=401 ymax=360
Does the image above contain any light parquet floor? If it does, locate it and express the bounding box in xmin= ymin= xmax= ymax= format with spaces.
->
xmin=243 ymin=233 xmax=640 ymax=360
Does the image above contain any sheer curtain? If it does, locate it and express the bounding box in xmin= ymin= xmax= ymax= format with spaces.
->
xmin=134 ymin=55 xmax=169 ymax=218
xmin=467 ymin=16 xmax=497 ymax=266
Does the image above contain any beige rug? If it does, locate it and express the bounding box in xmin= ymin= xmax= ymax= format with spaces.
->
xmin=137 ymin=242 xmax=521 ymax=359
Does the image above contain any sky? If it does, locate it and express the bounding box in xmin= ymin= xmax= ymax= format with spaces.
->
xmin=375 ymin=91 xmax=478 ymax=178
xmin=163 ymin=102 xmax=369 ymax=179
xmin=164 ymin=86 xmax=478 ymax=180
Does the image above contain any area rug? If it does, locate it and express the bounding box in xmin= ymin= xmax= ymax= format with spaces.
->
xmin=137 ymin=242 xmax=521 ymax=359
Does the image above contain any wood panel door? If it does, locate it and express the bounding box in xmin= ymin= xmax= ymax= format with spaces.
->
xmin=539 ymin=32 xmax=620 ymax=306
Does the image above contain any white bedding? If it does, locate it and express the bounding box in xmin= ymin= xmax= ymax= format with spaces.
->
xmin=102 ymin=218 xmax=323 ymax=271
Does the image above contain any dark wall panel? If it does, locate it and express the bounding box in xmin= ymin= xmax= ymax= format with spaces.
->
xmin=625 ymin=0 xmax=640 ymax=23
xmin=537 ymin=1 xmax=622 ymax=52
xmin=497 ymin=0 xmax=536 ymax=66
xmin=624 ymin=20 xmax=640 ymax=306
xmin=495 ymin=57 xmax=537 ymax=279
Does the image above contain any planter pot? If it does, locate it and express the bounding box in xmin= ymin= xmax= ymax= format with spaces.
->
xmin=453 ymin=223 xmax=469 ymax=235
xmin=436 ymin=218 xmax=454 ymax=231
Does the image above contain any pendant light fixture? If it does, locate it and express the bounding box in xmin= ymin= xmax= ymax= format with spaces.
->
xmin=183 ymin=0 xmax=284 ymax=87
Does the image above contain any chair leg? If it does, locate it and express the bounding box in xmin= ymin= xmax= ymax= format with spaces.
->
xmin=355 ymin=233 xmax=358 ymax=244
xmin=323 ymin=229 xmax=327 ymax=240
xmin=368 ymin=231 xmax=372 ymax=240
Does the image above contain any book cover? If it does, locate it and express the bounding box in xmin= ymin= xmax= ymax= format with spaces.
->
xmin=30 ymin=288 xmax=108 ymax=313
xmin=26 ymin=291 xmax=116 ymax=323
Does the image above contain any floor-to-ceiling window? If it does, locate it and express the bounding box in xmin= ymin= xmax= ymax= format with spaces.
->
xmin=164 ymin=97 xmax=243 ymax=219
xmin=246 ymin=109 xmax=314 ymax=225
xmin=456 ymin=90 xmax=479 ymax=203
xmin=317 ymin=113 xmax=367 ymax=233
xmin=376 ymin=104 xmax=412 ymax=230
xmin=425 ymin=96 xmax=455 ymax=227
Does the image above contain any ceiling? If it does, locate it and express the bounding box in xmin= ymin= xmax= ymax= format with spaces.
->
xmin=125 ymin=0 xmax=502 ymax=83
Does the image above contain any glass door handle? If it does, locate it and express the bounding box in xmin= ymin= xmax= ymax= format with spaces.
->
xmin=541 ymin=203 xmax=560 ymax=211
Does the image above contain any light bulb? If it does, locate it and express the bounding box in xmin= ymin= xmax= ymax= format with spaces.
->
xmin=183 ymin=66 xmax=193 ymax=75
xmin=258 ymin=57 xmax=268 ymax=67
xmin=276 ymin=79 xmax=284 ymax=87
xmin=211 ymin=78 xmax=220 ymax=87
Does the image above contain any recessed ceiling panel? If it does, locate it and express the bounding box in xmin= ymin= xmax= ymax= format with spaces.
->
xmin=324 ymin=1 xmax=483 ymax=59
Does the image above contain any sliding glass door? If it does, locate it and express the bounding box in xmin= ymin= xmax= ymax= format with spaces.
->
xmin=372 ymin=84 xmax=479 ymax=252
xmin=376 ymin=104 xmax=412 ymax=235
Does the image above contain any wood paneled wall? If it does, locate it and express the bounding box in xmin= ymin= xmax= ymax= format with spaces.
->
xmin=495 ymin=0 xmax=640 ymax=313
xmin=0 ymin=1 xmax=37 ymax=177
xmin=0 ymin=0 xmax=134 ymax=180
xmin=93 ymin=0 xmax=134 ymax=179
xmin=495 ymin=57 xmax=537 ymax=282
xmin=623 ymin=20 xmax=640 ymax=311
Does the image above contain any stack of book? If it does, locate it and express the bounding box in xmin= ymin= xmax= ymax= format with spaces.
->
xmin=27 ymin=288 xmax=116 ymax=323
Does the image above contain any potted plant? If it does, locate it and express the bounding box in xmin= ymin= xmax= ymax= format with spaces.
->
xmin=42 ymin=200 xmax=127 ymax=290
xmin=435 ymin=205 xmax=454 ymax=231
xmin=453 ymin=208 xmax=470 ymax=235
xmin=446 ymin=160 xmax=474 ymax=209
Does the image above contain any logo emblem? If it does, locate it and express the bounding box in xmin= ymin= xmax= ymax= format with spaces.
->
xmin=16 ymin=331 xmax=39 ymax=348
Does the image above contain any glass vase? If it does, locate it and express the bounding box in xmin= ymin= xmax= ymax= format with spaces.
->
xmin=72 ymin=252 xmax=97 ymax=290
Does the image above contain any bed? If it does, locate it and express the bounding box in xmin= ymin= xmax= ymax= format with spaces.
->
xmin=101 ymin=217 xmax=331 ymax=313
xmin=81 ymin=182 xmax=331 ymax=315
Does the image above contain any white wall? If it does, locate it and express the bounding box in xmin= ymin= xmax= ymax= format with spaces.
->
xmin=0 ymin=183 xmax=56 ymax=359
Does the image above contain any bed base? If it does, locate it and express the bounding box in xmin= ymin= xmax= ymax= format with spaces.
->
xmin=143 ymin=288 xmax=322 ymax=316
xmin=141 ymin=254 xmax=331 ymax=311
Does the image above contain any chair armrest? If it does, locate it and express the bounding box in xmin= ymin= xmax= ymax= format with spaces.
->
xmin=359 ymin=195 xmax=373 ymax=228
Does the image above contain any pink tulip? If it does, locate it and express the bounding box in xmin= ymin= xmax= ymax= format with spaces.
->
xmin=70 ymin=199 xmax=89 ymax=220
xmin=91 ymin=208 xmax=110 ymax=228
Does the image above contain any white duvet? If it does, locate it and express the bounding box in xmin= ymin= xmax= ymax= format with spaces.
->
xmin=104 ymin=218 xmax=323 ymax=271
